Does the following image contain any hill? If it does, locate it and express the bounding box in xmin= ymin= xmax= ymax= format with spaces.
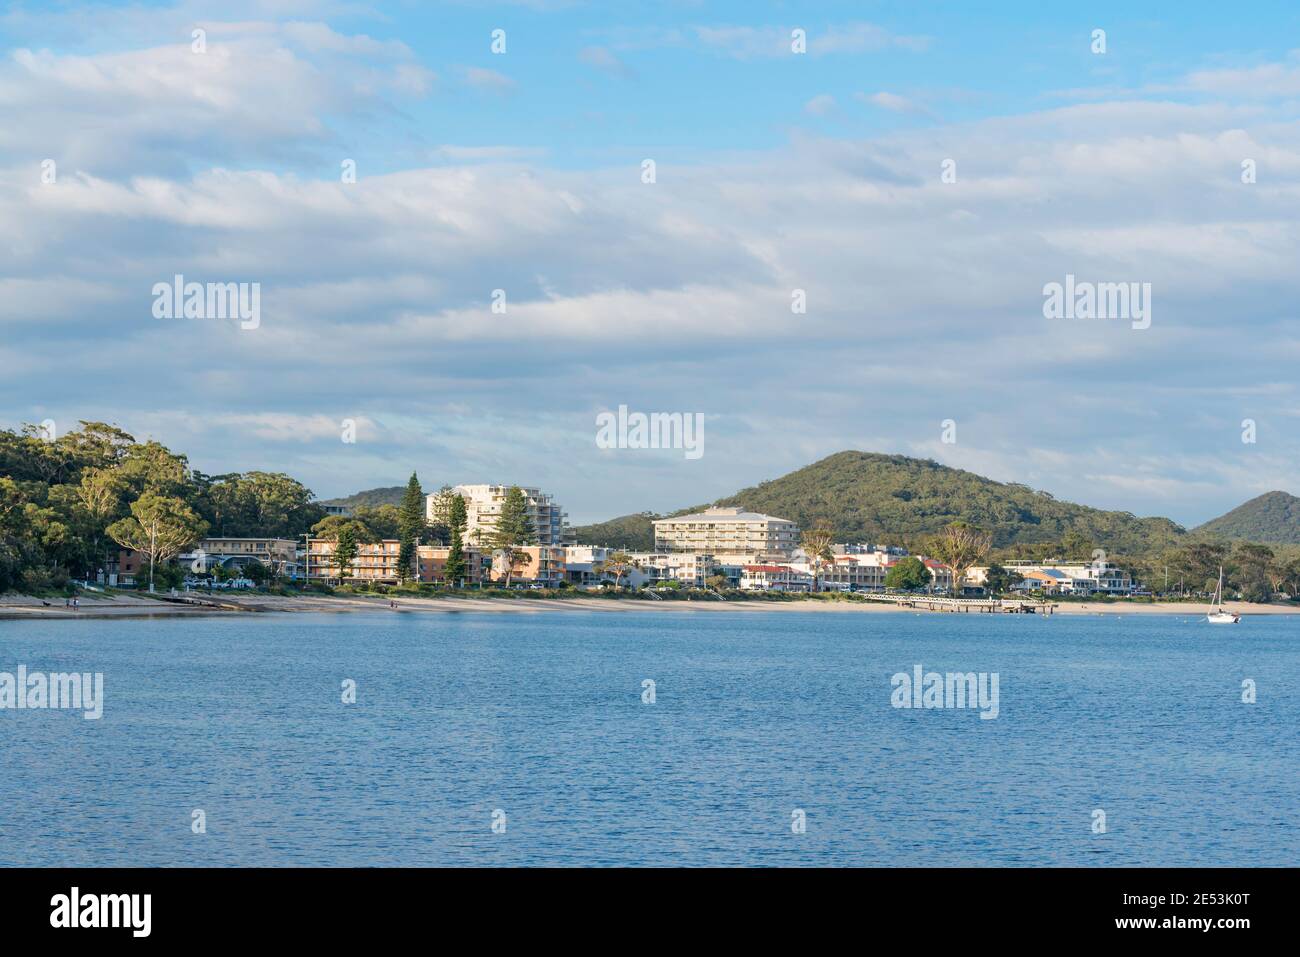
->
xmin=320 ymin=485 xmax=405 ymax=509
xmin=571 ymin=512 xmax=660 ymax=550
xmin=1193 ymin=491 xmax=1300 ymax=544
xmin=573 ymin=451 xmax=1186 ymax=553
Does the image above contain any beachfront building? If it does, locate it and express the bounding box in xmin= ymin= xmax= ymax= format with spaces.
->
xmin=431 ymin=485 xmax=574 ymax=548
xmin=562 ymin=546 xmax=613 ymax=588
xmin=627 ymin=551 xmax=717 ymax=589
xmin=652 ymin=506 xmax=798 ymax=558
xmin=999 ymin=560 xmax=1135 ymax=595
xmin=816 ymin=552 xmax=892 ymax=591
xmin=740 ymin=564 xmax=812 ymax=592
xmin=416 ymin=544 xmax=489 ymax=585
xmin=487 ymin=545 xmax=568 ymax=586
xmin=180 ymin=537 xmax=300 ymax=579
xmin=305 ymin=539 xmax=403 ymax=583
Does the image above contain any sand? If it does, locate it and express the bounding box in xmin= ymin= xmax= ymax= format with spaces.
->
xmin=2 ymin=591 xmax=1294 ymax=620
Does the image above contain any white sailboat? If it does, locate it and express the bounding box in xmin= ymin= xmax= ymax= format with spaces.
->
xmin=1207 ymin=566 xmax=1240 ymax=624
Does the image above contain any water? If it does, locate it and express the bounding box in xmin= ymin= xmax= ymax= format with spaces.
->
xmin=1 ymin=609 xmax=1296 ymax=866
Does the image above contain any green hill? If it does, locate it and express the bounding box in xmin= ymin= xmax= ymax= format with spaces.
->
xmin=574 ymin=451 xmax=1186 ymax=553
xmin=571 ymin=512 xmax=660 ymax=550
xmin=1193 ymin=491 xmax=1300 ymax=544
xmin=320 ymin=485 xmax=405 ymax=509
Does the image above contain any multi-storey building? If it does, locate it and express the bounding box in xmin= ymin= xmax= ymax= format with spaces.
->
xmin=180 ymin=537 xmax=300 ymax=578
xmin=430 ymin=485 xmax=573 ymax=547
xmin=416 ymin=544 xmax=489 ymax=585
xmin=305 ymin=539 xmax=403 ymax=582
xmin=652 ymin=506 xmax=798 ymax=558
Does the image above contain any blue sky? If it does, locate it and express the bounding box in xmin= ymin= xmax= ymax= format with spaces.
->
xmin=3 ymin=1 xmax=1300 ymax=526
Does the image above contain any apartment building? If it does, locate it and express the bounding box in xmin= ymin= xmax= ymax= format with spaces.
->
xmin=305 ymin=538 xmax=403 ymax=582
xmin=652 ymin=506 xmax=798 ymax=557
xmin=486 ymin=545 xmax=568 ymax=586
xmin=180 ymin=537 xmax=300 ymax=578
xmin=416 ymin=544 xmax=489 ymax=585
xmin=430 ymin=485 xmax=573 ymax=547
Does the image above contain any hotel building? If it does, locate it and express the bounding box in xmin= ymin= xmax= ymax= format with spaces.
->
xmin=652 ymin=506 xmax=798 ymax=558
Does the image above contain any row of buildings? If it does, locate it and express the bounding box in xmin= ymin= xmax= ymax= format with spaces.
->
xmin=98 ymin=488 xmax=1138 ymax=595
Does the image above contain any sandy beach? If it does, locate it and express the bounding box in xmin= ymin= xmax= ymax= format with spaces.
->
xmin=2 ymin=591 xmax=1294 ymax=620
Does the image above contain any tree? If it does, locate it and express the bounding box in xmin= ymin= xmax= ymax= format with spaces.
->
xmin=106 ymin=493 xmax=207 ymax=592
xmin=397 ymin=472 xmax=425 ymax=583
xmin=332 ymin=525 xmax=359 ymax=584
xmin=347 ymin=503 xmax=401 ymax=540
xmin=311 ymin=515 xmax=378 ymax=543
xmin=444 ymin=494 xmax=468 ymax=585
xmin=926 ymin=522 xmax=992 ymax=596
xmin=198 ymin=471 xmax=324 ymax=538
xmin=1229 ymin=542 xmax=1275 ymax=602
xmin=884 ymin=556 xmax=931 ymax=591
xmin=983 ymin=563 xmax=1023 ymax=595
xmin=75 ymin=468 xmax=126 ymax=577
xmin=494 ymin=486 xmax=534 ymax=545
xmin=426 ymin=485 xmax=457 ymax=543
xmin=598 ymin=552 xmax=635 ymax=589
xmin=244 ymin=560 xmax=270 ymax=587
xmin=491 ymin=486 xmax=534 ymax=587
xmin=800 ymin=520 xmax=835 ymax=592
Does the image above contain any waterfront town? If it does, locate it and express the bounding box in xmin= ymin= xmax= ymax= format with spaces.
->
xmin=96 ymin=483 xmax=1138 ymax=598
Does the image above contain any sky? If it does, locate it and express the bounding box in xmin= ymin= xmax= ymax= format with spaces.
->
xmin=2 ymin=1 xmax=1300 ymax=526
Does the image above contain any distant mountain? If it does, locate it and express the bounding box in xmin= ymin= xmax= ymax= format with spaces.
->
xmin=320 ymin=485 xmax=406 ymax=509
xmin=1193 ymin=491 xmax=1300 ymax=544
xmin=573 ymin=451 xmax=1186 ymax=553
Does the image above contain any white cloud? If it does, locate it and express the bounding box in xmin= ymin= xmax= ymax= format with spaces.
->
xmin=804 ymin=94 xmax=835 ymax=116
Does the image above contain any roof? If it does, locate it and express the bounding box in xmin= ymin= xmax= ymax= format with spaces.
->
xmin=743 ymin=564 xmax=796 ymax=573
xmin=655 ymin=507 xmax=795 ymax=526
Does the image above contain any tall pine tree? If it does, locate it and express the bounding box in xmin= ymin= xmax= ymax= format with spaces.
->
xmin=444 ymin=493 xmax=467 ymax=586
xmin=397 ymin=472 xmax=425 ymax=583
xmin=491 ymin=486 xmax=535 ymax=587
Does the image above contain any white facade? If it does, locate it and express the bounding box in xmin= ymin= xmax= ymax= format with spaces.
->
xmin=652 ymin=506 xmax=798 ymax=557
xmin=429 ymin=484 xmax=573 ymax=547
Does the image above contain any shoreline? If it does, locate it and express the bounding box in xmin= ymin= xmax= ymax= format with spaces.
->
xmin=2 ymin=592 xmax=1294 ymax=620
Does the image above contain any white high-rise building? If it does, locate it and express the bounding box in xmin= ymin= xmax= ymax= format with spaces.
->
xmin=428 ymin=484 xmax=573 ymax=547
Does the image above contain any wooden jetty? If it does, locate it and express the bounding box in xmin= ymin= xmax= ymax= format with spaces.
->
xmin=855 ymin=593 xmax=1057 ymax=615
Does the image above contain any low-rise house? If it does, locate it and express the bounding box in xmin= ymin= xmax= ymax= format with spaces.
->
xmin=999 ymin=560 xmax=1136 ymax=595
xmin=739 ymin=564 xmax=811 ymax=592
xmin=626 ymin=551 xmax=716 ymax=588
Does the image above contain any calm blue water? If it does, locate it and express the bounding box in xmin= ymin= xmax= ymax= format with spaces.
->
xmin=1 ymin=609 xmax=1296 ymax=866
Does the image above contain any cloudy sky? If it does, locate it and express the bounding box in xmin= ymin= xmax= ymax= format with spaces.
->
xmin=3 ymin=1 xmax=1299 ymax=526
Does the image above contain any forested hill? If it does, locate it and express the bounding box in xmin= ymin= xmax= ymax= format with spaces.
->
xmin=320 ymin=486 xmax=405 ymax=509
xmin=1193 ymin=491 xmax=1300 ymax=544
xmin=574 ymin=451 xmax=1186 ymax=553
